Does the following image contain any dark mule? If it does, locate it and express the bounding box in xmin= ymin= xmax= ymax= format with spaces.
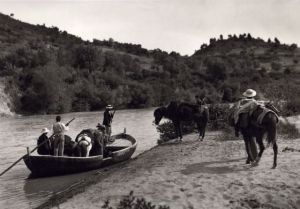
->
xmin=49 ymin=135 xmax=77 ymax=156
xmin=154 ymin=101 xmax=209 ymax=140
xmin=63 ymin=135 xmax=78 ymax=156
xmin=229 ymin=104 xmax=279 ymax=168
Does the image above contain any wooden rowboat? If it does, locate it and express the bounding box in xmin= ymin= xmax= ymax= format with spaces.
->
xmin=23 ymin=133 xmax=137 ymax=177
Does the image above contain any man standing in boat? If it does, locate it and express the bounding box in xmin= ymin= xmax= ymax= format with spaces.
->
xmin=102 ymin=105 xmax=115 ymax=136
xmin=52 ymin=115 xmax=69 ymax=156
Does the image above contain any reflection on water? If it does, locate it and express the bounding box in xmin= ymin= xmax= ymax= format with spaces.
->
xmin=0 ymin=108 xmax=158 ymax=209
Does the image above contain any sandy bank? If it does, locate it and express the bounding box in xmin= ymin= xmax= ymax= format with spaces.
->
xmin=38 ymin=131 xmax=300 ymax=209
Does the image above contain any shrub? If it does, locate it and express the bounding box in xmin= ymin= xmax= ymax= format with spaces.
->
xmin=271 ymin=62 xmax=281 ymax=71
xmin=285 ymin=97 xmax=300 ymax=116
xmin=206 ymin=61 xmax=228 ymax=82
xmin=102 ymin=191 xmax=170 ymax=209
xmin=208 ymin=103 xmax=232 ymax=130
xmin=278 ymin=119 xmax=300 ymax=139
xmin=156 ymin=121 xmax=195 ymax=141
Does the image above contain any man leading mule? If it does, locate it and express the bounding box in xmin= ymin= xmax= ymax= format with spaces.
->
xmin=229 ymin=89 xmax=279 ymax=168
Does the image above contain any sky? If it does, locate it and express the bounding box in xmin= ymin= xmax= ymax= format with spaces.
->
xmin=0 ymin=0 xmax=299 ymax=55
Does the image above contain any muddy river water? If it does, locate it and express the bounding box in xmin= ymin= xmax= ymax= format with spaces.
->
xmin=0 ymin=108 xmax=159 ymax=209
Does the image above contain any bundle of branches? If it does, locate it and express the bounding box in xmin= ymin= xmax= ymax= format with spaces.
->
xmin=156 ymin=121 xmax=195 ymax=141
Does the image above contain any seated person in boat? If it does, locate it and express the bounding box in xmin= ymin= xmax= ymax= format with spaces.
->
xmin=75 ymin=125 xmax=107 ymax=157
xmin=37 ymin=128 xmax=51 ymax=155
xmin=52 ymin=116 xmax=69 ymax=156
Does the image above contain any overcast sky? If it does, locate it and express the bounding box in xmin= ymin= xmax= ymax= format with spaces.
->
xmin=0 ymin=0 xmax=299 ymax=55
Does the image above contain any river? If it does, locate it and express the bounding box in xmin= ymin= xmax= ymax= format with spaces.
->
xmin=0 ymin=108 xmax=159 ymax=209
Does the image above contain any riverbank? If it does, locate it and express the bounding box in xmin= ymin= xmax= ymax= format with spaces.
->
xmin=37 ymin=131 xmax=300 ymax=209
xmin=0 ymin=78 xmax=13 ymax=116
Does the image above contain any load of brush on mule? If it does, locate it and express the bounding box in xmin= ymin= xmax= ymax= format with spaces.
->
xmin=23 ymin=133 xmax=137 ymax=177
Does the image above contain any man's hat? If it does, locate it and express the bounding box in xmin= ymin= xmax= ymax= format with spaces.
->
xmin=242 ymin=89 xmax=256 ymax=98
xmin=41 ymin=127 xmax=50 ymax=134
xmin=106 ymin=105 xmax=113 ymax=110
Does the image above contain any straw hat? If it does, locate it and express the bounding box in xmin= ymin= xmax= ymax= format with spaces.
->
xmin=106 ymin=104 xmax=114 ymax=110
xmin=41 ymin=127 xmax=50 ymax=134
xmin=242 ymin=89 xmax=256 ymax=98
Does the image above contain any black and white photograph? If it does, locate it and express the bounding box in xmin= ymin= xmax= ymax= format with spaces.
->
xmin=0 ymin=0 xmax=299 ymax=208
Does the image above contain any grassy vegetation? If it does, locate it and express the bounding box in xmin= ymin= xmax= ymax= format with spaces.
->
xmin=102 ymin=191 xmax=170 ymax=209
xmin=278 ymin=118 xmax=300 ymax=139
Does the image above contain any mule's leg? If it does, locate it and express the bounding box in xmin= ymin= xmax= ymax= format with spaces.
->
xmin=196 ymin=121 xmax=202 ymax=140
xmin=86 ymin=145 xmax=92 ymax=157
xmin=178 ymin=121 xmax=183 ymax=141
xmin=173 ymin=121 xmax=182 ymax=141
xmin=201 ymin=121 xmax=207 ymax=140
xmin=272 ymin=142 xmax=278 ymax=169
xmin=264 ymin=116 xmax=277 ymax=169
xmin=81 ymin=145 xmax=88 ymax=157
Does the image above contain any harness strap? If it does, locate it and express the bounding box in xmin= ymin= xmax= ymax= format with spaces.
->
xmin=257 ymin=107 xmax=279 ymax=125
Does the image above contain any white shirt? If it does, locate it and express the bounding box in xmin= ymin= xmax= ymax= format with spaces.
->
xmin=52 ymin=122 xmax=69 ymax=135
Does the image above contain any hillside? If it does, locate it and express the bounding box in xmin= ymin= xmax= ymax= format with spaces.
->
xmin=0 ymin=13 xmax=300 ymax=115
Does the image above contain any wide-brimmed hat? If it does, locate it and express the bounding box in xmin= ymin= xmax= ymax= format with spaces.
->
xmin=242 ymin=89 xmax=256 ymax=98
xmin=106 ymin=104 xmax=114 ymax=110
xmin=41 ymin=127 xmax=50 ymax=134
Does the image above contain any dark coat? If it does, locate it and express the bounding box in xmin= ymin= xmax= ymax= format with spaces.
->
xmin=102 ymin=110 xmax=114 ymax=127
xmin=37 ymin=133 xmax=51 ymax=155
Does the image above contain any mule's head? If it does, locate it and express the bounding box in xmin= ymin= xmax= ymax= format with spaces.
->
xmin=153 ymin=107 xmax=166 ymax=125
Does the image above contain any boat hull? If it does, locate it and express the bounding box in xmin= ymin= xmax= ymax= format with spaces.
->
xmin=23 ymin=133 xmax=137 ymax=177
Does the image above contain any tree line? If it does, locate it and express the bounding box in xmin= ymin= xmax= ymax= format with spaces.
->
xmin=0 ymin=14 xmax=300 ymax=115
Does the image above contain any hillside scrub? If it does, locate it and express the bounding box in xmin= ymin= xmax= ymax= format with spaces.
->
xmin=1 ymin=14 xmax=300 ymax=114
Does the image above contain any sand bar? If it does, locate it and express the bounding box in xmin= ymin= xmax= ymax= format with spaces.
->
xmin=38 ymin=132 xmax=300 ymax=209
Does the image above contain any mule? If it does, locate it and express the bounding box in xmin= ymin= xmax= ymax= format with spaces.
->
xmin=63 ymin=135 xmax=78 ymax=156
xmin=74 ymin=128 xmax=107 ymax=157
xmin=49 ymin=135 xmax=77 ymax=156
xmin=229 ymin=104 xmax=279 ymax=168
xmin=154 ymin=101 xmax=209 ymax=140
xmin=75 ymin=134 xmax=93 ymax=157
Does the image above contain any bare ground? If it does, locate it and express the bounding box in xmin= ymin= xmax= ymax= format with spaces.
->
xmin=38 ymin=131 xmax=300 ymax=209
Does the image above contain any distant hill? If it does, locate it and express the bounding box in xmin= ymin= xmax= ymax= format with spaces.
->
xmin=0 ymin=13 xmax=299 ymax=115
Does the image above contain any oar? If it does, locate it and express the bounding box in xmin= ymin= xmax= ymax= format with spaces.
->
xmin=0 ymin=117 xmax=75 ymax=177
